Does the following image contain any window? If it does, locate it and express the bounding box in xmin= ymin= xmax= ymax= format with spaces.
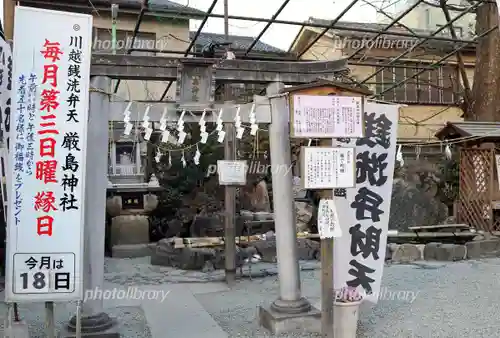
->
xmin=425 ymin=9 xmax=431 ymax=29
xmin=111 ymin=141 xmax=142 ymax=175
xmin=93 ymin=28 xmax=156 ymax=55
xmin=375 ymin=63 xmax=458 ymax=104
xmin=436 ymin=24 xmax=463 ymax=37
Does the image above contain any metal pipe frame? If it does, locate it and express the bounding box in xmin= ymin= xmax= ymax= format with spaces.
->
xmin=17 ymin=0 xmax=478 ymax=44
xmin=296 ymin=0 xmax=360 ymax=58
xmin=372 ymin=25 xmax=498 ymax=99
xmin=138 ymin=7 xmax=476 ymax=44
xmin=358 ymin=0 xmax=421 ymax=62
xmin=244 ymin=0 xmax=291 ymax=56
xmin=359 ymin=1 xmax=483 ymax=85
xmin=348 ymin=61 xmax=464 ymax=69
xmin=128 ymin=47 xmax=297 ymax=61
xmin=112 ymin=1 xmax=147 ymax=94
xmin=159 ymin=0 xmax=219 ymax=101
xmin=347 ymin=0 xmax=425 ymax=60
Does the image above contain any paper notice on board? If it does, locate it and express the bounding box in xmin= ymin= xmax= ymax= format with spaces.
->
xmin=300 ymin=146 xmax=355 ymax=189
xmin=291 ymin=95 xmax=363 ymax=138
xmin=318 ymin=199 xmax=342 ymax=239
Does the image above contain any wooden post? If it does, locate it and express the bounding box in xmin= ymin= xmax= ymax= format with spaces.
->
xmin=45 ymin=301 xmax=55 ymax=338
xmin=224 ymin=123 xmax=237 ymax=286
xmin=223 ymin=0 xmax=236 ymax=286
xmin=3 ymin=0 xmax=14 ymax=40
xmin=319 ymin=138 xmax=334 ymax=338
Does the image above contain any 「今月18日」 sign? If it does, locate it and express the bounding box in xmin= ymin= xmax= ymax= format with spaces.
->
xmin=333 ymin=102 xmax=399 ymax=304
xmin=290 ymin=94 xmax=364 ymax=138
xmin=299 ymin=146 xmax=355 ymax=189
xmin=5 ymin=6 xmax=92 ymax=302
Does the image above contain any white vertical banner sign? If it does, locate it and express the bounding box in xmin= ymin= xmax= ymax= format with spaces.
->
xmin=5 ymin=6 xmax=92 ymax=302
xmin=333 ymin=102 xmax=399 ymax=304
xmin=0 ymin=36 xmax=12 ymax=219
xmin=0 ymin=36 xmax=12 ymax=149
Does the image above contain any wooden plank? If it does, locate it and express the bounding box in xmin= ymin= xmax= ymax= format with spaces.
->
xmin=408 ymin=224 xmax=471 ymax=231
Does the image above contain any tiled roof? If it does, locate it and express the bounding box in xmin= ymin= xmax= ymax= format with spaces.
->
xmin=33 ymin=0 xmax=205 ymax=15
xmin=147 ymin=0 xmax=206 ymax=15
xmin=435 ymin=121 xmax=500 ymax=140
xmin=190 ymin=32 xmax=285 ymax=54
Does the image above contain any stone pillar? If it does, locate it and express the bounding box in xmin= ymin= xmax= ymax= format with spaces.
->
xmin=258 ymin=82 xmax=320 ymax=335
xmin=61 ymin=77 xmax=119 ymax=337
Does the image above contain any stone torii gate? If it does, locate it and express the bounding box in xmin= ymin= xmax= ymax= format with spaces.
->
xmin=75 ymin=54 xmax=347 ymax=336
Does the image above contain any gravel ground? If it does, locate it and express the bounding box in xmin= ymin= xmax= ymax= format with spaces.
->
xmin=196 ymin=258 xmax=500 ymax=338
xmin=6 ymin=257 xmax=500 ymax=337
xmin=1 ymin=303 xmax=151 ymax=338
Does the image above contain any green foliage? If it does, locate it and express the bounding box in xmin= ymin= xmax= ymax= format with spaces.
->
xmin=437 ymin=156 xmax=459 ymax=206
xmin=152 ymin=124 xmax=224 ymax=215
xmin=152 ymin=123 xmax=272 ymax=218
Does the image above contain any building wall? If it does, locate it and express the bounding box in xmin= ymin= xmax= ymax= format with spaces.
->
xmin=93 ymin=13 xmax=190 ymax=102
xmin=377 ymin=0 xmax=475 ymax=37
xmin=298 ymin=34 xmax=474 ymax=141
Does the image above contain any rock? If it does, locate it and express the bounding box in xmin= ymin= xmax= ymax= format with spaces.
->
xmin=423 ymin=243 xmax=466 ymax=261
xmin=466 ymin=239 xmax=500 ymax=259
xmin=240 ymin=210 xmax=254 ymax=218
xmin=240 ymin=180 xmax=271 ymax=212
xmin=296 ymin=238 xmax=320 ymax=260
xmin=264 ymin=231 xmax=275 ymax=240
xmin=164 ymin=219 xmax=184 ymax=238
xmin=292 ymin=176 xmax=307 ymax=198
xmin=151 ymin=241 xmax=217 ymax=270
xmin=389 ymin=178 xmax=449 ymax=231
xmin=190 ymin=215 xmax=223 ymax=237
xmin=473 ymin=234 xmax=485 ymax=241
xmin=151 ymin=239 xmax=260 ymax=270
xmin=202 ymin=260 xmax=216 ymax=273
xmin=386 ymin=243 xmax=398 ymax=261
xmin=391 ymin=244 xmax=422 ymax=263
xmin=296 ymin=201 xmax=313 ymax=232
xmin=254 ymin=212 xmax=273 ymax=220
xmin=249 ymin=238 xmax=319 ymax=262
xmin=250 ymin=240 xmax=277 ymax=263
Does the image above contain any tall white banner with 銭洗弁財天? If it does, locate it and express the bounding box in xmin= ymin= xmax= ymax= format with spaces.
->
xmin=333 ymin=102 xmax=400 ymax=304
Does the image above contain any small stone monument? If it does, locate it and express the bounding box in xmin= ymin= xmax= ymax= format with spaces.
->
xmin=148 ymin=173 xmax=160 ymax=187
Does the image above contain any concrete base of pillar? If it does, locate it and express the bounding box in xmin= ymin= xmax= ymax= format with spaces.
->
xmin=258 ymin=299 xmax=320 ymax=335
xmin=3 ymin=320 xmax=30 ymax=338
xmin=59 ymin=312 xmax=120 ymax=338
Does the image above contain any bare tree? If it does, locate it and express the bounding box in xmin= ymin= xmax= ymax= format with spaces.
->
xmin=470 ymin=1 xmax=500 ymax=121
